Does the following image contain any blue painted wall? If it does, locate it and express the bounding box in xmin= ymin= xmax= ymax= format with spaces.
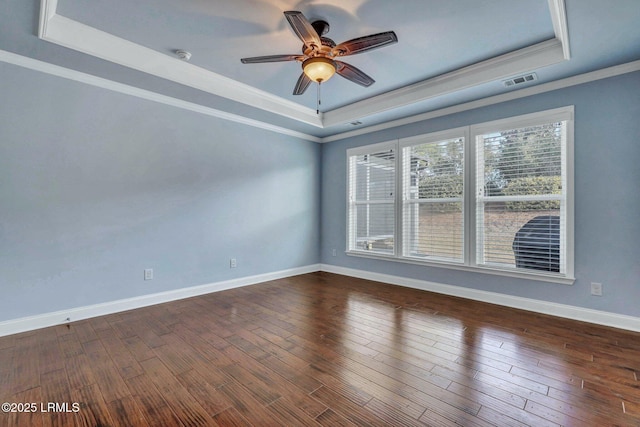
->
xmin=0 ymin=62 xmax=321 ymax=321
xmin=321 ymin=71 xmax=640 ymax=317
xmin=1 ymin=63 xmax=637 ymax=325
xmin=1 ymin=0 xmax=638 ymax=323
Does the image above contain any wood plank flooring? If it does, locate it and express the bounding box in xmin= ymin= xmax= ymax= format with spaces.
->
xmin=1 ymin=272 xmax=639 ymax=426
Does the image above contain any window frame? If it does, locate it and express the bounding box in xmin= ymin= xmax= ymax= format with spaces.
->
xmin=346 ymin=106 xmax=575 ymax=284
xmin=398 ymin=127 xmax=469 ymax=265
xmin=346 ymin=140 xmax=397 ymax=258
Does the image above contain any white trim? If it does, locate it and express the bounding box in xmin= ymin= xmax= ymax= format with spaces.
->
xmin=548 ymin=0 xmax=571 ymax=59
xmin=0 ymin=264 xmax=320 ymax=338
xmin=321 ymin=60 xmax=640 ymax=143
xmin=2 ymin=264 xmax=639 ymax=336
xmin=564 ymin=113 xmax=575 ymax=279
xmin=469 ymin=105 xmax=573 ymax=134
xmin=38 ymin=0 xmax=57 ymax=38
xmin=322 ymin=39 xmax=566 ymax=128
xmin=346 ymin=139 xmax=397 ymax=157
xmin=319 ymin=264 xmax=640 ymax=333
xmin=344 ymin=249 xmax=574 ymax=285
xmin=398 ymin=126 xmax=468 ymax=148
xmin=0 ymin=49 xmax=321 ymax=143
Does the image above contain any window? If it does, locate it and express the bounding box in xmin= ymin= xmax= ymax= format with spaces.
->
xmin=346 ymin=107 xmax=574 ymax=282
xmin=401 ymin=130 xmax=466 ymax=264
xmin=473 ymin=112 xmax=571 ymax=275
xmin=347 ymin=141 xmax=396 ymax=255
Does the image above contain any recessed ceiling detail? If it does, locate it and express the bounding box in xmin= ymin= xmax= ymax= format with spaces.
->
xmin=38 ymin=0 xmax=571 ymax=133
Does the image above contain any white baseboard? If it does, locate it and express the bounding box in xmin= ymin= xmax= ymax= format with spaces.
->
xmin=0 ymin=264 xmax=320 ymax=337
xmin=320 ymin=264 xmax=640 ymax=333
xmin=3 ymin=263 xmax=638 ymax=337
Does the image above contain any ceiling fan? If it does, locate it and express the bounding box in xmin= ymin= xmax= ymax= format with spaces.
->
xmin=241 ymin=11 xmax=398 ymax=96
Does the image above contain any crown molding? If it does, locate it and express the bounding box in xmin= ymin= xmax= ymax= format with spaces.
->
xmin=12 ymin=47 xmax=639 ymax=146
xmin=38 ymin=0 xmax=57 ymax=38
xmin=39 ymin=0 xmax=572 ymax=131
xmin=321 ymin=60 xmax=640 ymax=143
xmin=322 ymin=38 xmax=567 ymax=127
xmin=0 ymin=49 xmax=322 ymax=143
xmin=38 ymin=1 xmax=322 ymax=128
xmin=548 ymin=0 xmax=571 ymax=59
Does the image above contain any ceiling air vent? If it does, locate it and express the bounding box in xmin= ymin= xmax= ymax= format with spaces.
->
xmin=503 ymin=73 xmax=538 ymax=88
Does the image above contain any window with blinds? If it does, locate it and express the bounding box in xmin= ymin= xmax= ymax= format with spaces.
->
xmin=473 ymin=114 xmax=569 ymax=275
xmin=401 ymin=134 xmax=465 ymax=263
xmin=345 ymin=107 xmax=573 ymax=282
xmin=347 ymin=142 xmax=396 ymax=255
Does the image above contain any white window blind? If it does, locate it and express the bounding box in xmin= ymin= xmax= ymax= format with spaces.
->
xmin=347 ymin=143 xmax=396 ymax=255
xmin=401 ymin=136 xmax=465 ymax=263
xmin=475 ymin=119 xmax=567 ymax=274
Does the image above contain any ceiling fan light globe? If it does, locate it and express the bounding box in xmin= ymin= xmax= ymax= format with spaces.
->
xmin=303 ymin=57 xmax=336 ymax=83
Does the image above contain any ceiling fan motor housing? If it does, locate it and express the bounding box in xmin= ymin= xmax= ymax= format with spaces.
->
xmin=311 ymin=20 xmax=330 ymax=36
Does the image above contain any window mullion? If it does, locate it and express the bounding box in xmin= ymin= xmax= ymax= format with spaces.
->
xmin=395 ymin=139 xmax=403 ymax=258
xmin=464 ymin=127 xmax=474 ymax=267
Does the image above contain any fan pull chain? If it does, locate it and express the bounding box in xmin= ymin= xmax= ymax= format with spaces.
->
xmin=316 ymin=82 xmax=321 ymax=115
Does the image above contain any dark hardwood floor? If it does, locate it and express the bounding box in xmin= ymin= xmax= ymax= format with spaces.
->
xmin=1 ymin=272 xmax=639 ymax=426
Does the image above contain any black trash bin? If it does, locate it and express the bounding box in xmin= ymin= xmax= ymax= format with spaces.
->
xmin=512 ymin=215 xmax=560 ymax=272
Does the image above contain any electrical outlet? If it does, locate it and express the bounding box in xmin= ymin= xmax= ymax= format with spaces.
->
xmin=591 ymin=282 xmax=603 ymax=296
xmin=144 ymin=268 xmax=153 ymax=280
xmin=332 ymin=249 xmax=337 ymax=257
xmin=230 ymin=258 xmax=237 ymax=268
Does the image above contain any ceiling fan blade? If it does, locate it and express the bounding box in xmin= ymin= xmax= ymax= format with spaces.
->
xmin=284 ymin=11 xmax=322 ymax=49
xmin=241 ymin=54 xmax=302 ymax=64
xmin=332 ymin=31 xmax=398 ymax=57
xmin=293 ymin=73 xmax=312 ymax=95
xmin=336 ymin=61 xmax=375 ymax=87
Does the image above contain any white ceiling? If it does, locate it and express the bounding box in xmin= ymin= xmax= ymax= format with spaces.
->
xmin=34 ymin=0 xmax=640 ymax=138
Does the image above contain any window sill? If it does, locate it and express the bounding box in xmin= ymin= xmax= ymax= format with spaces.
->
xmin=345 ymin=250 xmax=575 ymax=285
